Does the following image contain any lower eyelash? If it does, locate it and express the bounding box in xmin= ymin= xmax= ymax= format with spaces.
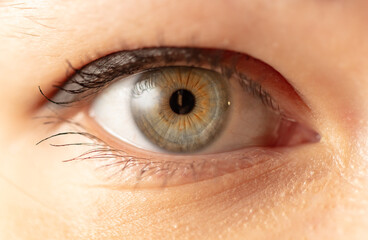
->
xmin=35 ymin=115 xmax=198 ymax=186
xmin=35 ymin=114 xmax=283 ymax=188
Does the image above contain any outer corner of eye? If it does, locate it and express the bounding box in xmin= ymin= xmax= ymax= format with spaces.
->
xmin=73 ymin=47 xmax=320 ymax=187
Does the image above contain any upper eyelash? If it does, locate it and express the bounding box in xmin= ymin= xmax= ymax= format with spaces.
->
xmin=39 ymin=47 xmax=282 ymax=114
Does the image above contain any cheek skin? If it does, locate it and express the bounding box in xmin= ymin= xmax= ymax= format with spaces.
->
xmin=88 ymin=148 xmax=335 ymax=240
xmin=0 ymin=116 xmax=362 ymax=240
xmin=0 ymin=122 xmax=342 ymax=240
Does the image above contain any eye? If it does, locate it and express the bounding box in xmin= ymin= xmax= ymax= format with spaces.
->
xmin=39 ymin=47 xmax=320 ymax=187
xmin=91 ymin=66 xmax=232 ymax=153
xmin=91 ymin=65 xmax=284 ymax=154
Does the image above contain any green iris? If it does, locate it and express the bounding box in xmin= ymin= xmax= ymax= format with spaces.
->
xmin=130 ymin=66 xmax=230 ymax=153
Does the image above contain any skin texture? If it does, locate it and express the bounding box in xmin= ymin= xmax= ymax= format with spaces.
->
xmin=0 ymin=0 xmax=368 ymax=239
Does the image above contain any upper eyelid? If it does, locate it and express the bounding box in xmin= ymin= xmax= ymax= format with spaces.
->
xmin=40 ymin=47 xmax=282 ymax=114
xmin=50 ymin=48 xmax=227 ymax=106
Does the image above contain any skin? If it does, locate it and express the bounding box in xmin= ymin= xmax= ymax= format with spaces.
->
xmin=1 ymin=0 xmax=368 ymax=239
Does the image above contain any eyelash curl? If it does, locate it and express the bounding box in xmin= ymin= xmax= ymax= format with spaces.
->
xmin=40 ymin=48 xmax=281 ymax=112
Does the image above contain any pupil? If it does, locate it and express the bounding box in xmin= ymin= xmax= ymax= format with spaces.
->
xmin=169 ymin=89 xmax=196 ymax=115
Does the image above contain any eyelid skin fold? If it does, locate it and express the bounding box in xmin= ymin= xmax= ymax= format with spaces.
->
xmin=36 ymin=47 xmax=319 ymax=188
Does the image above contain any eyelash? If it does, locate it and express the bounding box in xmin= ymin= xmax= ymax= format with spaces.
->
xmin=39 ymin=47 xmax=280 ymax=113
xmin=36 ymin=47 xmax=288 ymax=187
xmin=36 ymin=118 xmax=283 ymax=188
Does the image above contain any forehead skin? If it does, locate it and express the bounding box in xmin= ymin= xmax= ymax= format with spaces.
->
xmin=0 ymin=0 xmax=368 ymax=239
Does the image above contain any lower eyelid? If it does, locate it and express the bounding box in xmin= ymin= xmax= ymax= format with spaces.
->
xmin=83 ymin=147 xmax=288 ymax=189
xmin=56 ymin=112 xmax=286 ymax=188
xmin=34 ymin=102 xmax=319 ymax=189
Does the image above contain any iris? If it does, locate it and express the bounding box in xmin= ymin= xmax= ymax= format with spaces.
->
xmin=130 ymin=66 xmax=230 ymax=153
